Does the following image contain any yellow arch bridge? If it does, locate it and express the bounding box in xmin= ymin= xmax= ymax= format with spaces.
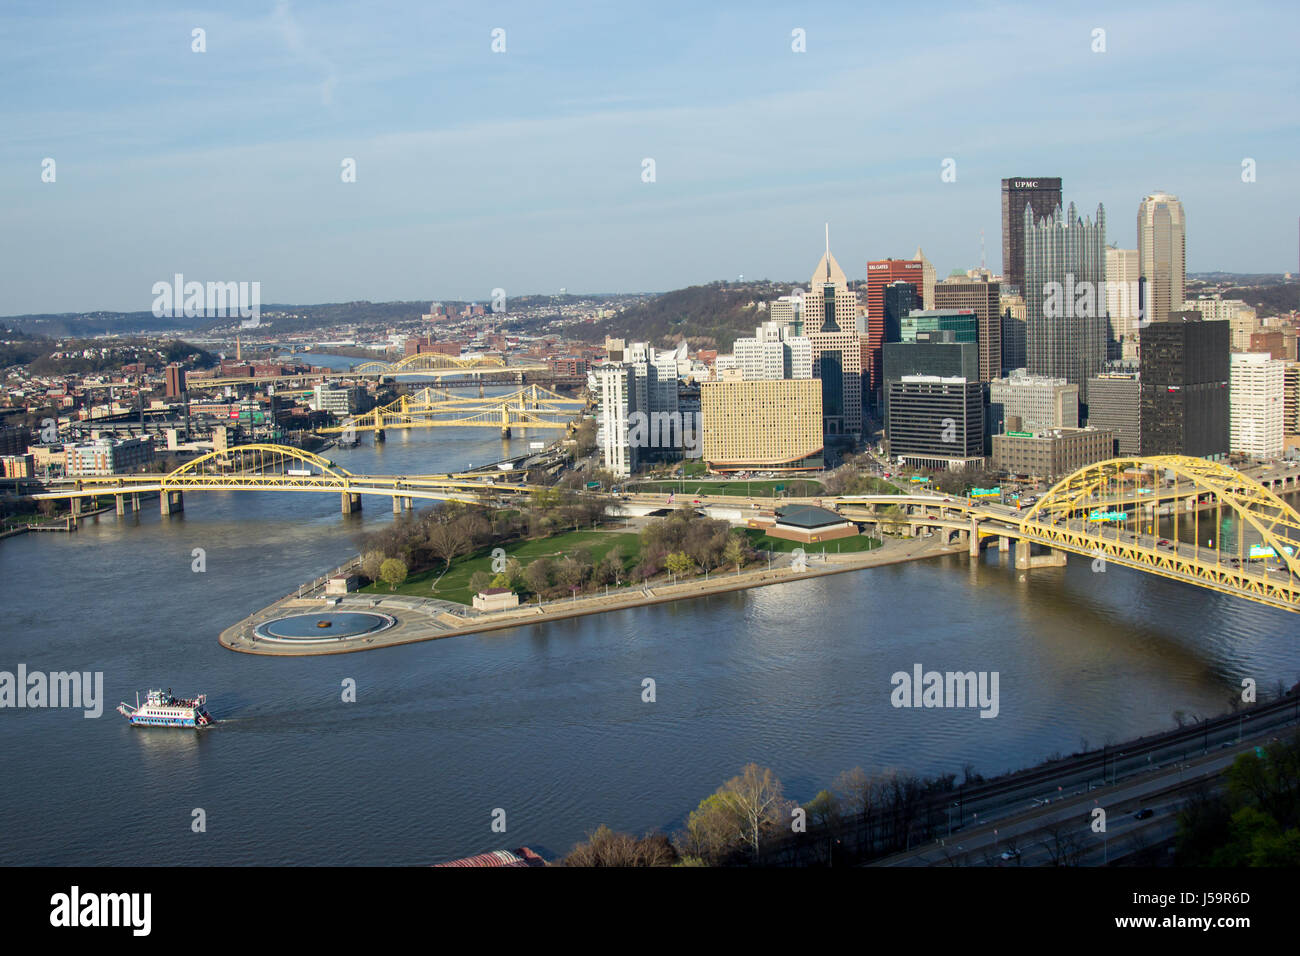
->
xmin=36 ymin=444 xmax=535 ymax=516
xmin=837 ymin=455 xmax=1300 ymax=615
xmin=317 ymin=385 xmax=585 ymax=438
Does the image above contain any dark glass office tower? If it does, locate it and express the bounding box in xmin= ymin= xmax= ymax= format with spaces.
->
xmin=883 ymin=281 xmax=919 ymax=344
xmin=1138 ymin=311 xmax=1229 ymax=457
xmin=1001 ymin=177 xmax=1062 ymax=293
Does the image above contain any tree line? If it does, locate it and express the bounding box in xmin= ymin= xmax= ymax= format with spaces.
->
xmin=558 ymin=761 xmax=989 ymax=867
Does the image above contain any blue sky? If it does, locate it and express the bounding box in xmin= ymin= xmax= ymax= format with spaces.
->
xmin=2 ymin=0 xmax=1298 ymax=315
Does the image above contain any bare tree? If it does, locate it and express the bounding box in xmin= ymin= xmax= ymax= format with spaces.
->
xmin=562 ymin=825 xmax=678 ymax=867
xmin=723 ymin=763 xmax=794 ymax=861
xmin=424 ymin=518 xmax=472 ymax=591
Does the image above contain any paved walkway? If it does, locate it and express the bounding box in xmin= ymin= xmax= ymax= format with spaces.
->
xmin=219 ymin=536 xmax=963 ymax=657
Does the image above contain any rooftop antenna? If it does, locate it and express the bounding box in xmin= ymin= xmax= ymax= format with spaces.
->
xmin=824 ymin=222 xmax=830 ymax=279
xmin=980 ymin=229 xmax=986 ymax=271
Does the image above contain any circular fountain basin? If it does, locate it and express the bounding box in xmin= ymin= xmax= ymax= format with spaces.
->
xmin=254 ymin=611 xmax=397 ymax=643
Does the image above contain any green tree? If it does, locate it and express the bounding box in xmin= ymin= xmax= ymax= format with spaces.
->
xmin=491 ymin=557 xmax=524 ymax=591
xmin=379 ymin=557 xmax=408 ymax=591
xmin=665 ymin=551 xmax=695 ymax=579
xmin=468 ymin=570 xmax=493 ymax=595
xmin=723 ymin=536 xmax=746 ymax=573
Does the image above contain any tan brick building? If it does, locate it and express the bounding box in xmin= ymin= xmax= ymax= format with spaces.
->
xmin=701 ymin=379 xmax=823 ymax=472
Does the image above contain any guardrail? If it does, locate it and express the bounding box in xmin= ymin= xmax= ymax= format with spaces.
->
xmin=290 ymin=554 xmax=363 ymax=601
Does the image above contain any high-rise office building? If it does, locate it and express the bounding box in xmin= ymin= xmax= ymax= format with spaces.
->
xmin=804 ymin=233 xmax=862 ymax=435
xmin=701 ymin=379 xmax=823 ymax=472
xmin=1105 ymin=246 xmax=1142 ymax=359
xmin=1000 ymin=177 xmax=1063 ymax=293
xmin=900 ymin=309 xmax=978 ymax=343
xmin=164 ymin=364 xmax=186 ymax=398
xmin=1024 ymin=201 xmax=1109 ymax=403
xmin=989 ymin=372 xmax=1079 ymax=433
xmin=882 ymin=281 xmax=919 ymax=345
xmin=999 ymin=291 xmax=1027 ymax=374
xmin=912 ymin=247 xmax=936 ymax=309
xmin=886 ymin=376 xmax=985 ymax=469
xmin=1229 ymin=352 xmax=1284 ymax=459
xmin=1086 ymin=368 xmax=1141 ymax=455
xmin=1285 ymin=363 xmax=1300 ymax=444
xmin=1137 ymin=192 xmax=1186 ymax=328
xmin=733 ymin=321 xmax=813 ymax=381
xmin=866 ymin=258 xmax=926 ymax=396
xmin=768 ymin=295 xmax=804 ymax=335
xmin=804 ymin=232 xmax=858 ymax=336
xmin=881 ymin=336 xmax=980 ymax=433
xmin=1181 ymin=296 xmax=1257 ymax=350
xmin=934 ymin=276 xmax=1002 ymax=382
xmin=1138 ymin=311 xmax=1229 ymax=458
xmin=810 ymin=331 xmax=863 ymax=438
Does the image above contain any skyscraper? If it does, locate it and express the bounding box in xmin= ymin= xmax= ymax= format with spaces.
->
xmin=803 ymin=227 xmax=857 ymax=335
xmin=1229 ymin=352 xmax=1284 ymax=459
xmin=1138 ymin=311 xmax=1229 ymax=458
xmin=1137 ymin=192 xmax=1186 ymax=328
xmin=733 ymin=321 xmax=813 ymax=381
xmin=912 ymin=247 xmax=936 ymax=309
xmin=866 ymin=258 xmax=925 ymax=398
xmin=1000 ymin=177 xmax=1063 ymax=293
xmin=1105 ymin=246 xmax=1141 ymax=359
xmin=934 ymin=275 xmax=1002 ymax=382
xmin=882 ymin=281 xmax=919 ymax=345
xmin=805 ymin=230 xmax=863 ymax=436
xmin=1024 ymin=201 xmax=1108 ymax=405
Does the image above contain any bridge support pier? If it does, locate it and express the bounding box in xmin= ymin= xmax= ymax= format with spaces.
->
xmin=501 ymin=426 xmax=511 ymax=438
xmin=999 ymin=535 xmax=1010 ymax=552
xmin=70 ymin=497 xmax=82 ymax=518
xmin=115 ymin=495 xmax=125 ymax=516
xmin=374 ymin=429 xmax=385 ymax=443
xmin=403 ymin=497 xmax=412 ymax=511
xmin=160 ymin=491 xmax=183 ymax=516
xmin=1015 ymin=543 xmax=1067 ymax=570
xmin=968 ymin=517 xmax=980 ymax=557
xmin=131 ymin=493 xmax=140 ymax=512
xmin=393 ymin=495 xmax=402 ymax=514
xmin=342 ymin=492 xmax=362 ymax=515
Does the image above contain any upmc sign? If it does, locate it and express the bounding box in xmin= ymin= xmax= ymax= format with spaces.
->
xmin=1012 ymin=180 xmax=1039 ymax=188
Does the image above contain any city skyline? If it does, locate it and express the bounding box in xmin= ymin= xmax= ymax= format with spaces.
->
xmin=2 ymin=0 xmax=1299 ymax=316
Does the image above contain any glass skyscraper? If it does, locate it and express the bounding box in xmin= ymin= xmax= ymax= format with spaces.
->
xmin=1024 ymin=201 xmax=1109 ymax=405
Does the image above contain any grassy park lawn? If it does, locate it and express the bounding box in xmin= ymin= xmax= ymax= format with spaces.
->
xmin=362 ymin=530 xmax=641 ymax=605
xmin=742 ymin=529 xmax=882 ymax=554
xmin=628 ymin=479 xmax=823 ymax=498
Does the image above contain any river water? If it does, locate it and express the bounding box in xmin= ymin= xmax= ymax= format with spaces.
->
xmin=2 ymin=360 xmax=1298 ymax=864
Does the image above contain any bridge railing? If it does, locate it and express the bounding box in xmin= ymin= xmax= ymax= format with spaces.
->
xmin=290 ymin=554 xmax=363 ymax=601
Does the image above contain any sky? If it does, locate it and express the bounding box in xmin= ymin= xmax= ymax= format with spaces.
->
xmin=1 ymin=0 xmax=1298 ymax=316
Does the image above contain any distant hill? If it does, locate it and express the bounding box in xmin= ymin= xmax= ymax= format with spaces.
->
xmin=1216 ymin=284 xmax=1300 ymax=316
xmin=569 ymin=280 xmax=800 ymax=351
